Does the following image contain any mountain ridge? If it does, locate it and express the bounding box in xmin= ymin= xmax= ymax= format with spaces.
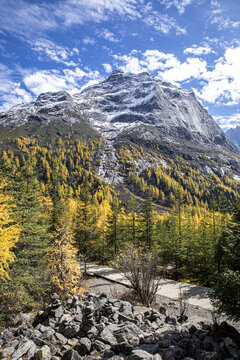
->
xmin=0 ymin=71 xmax=239 ymax=189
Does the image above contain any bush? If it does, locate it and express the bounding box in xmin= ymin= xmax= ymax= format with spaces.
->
xmin=113 ymin=245 xmax=160 ymax=306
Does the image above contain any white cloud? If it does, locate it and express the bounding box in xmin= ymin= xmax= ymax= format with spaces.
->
xmin=0 ymin=0 xmax=140 ymax=40
xmin=113 ymin=54 xmax=145 ymax=73
xmin=112 ymin=45 xmax=240 ymax=107
xmin=213 ymin=114 xmax=240 ymax=131
xmin=97 ymin=28 xmax=119 ymax=42
xmin=184 ymin=44 xmax=214 ymax=56
xmin=83 ymin=37 xmax=95 ymax=45
xmin=142 ymin=4 xmax=186 ymax=35
xmin=103 ymin=64 xmax=113 ymax=73
xmin=158 ymin=57 xmax=207 ymax=83
xmin=55 ymin=0 xmax=140 ymax=27
xmin=31 ymin=39 xmax=78 ymax=66
xmin=0 ymin=64 xmax=33 ymax=111
xmin=161 ymin=0 xmax=192 ymax=15
xmin=198 ymin=47 xmax=240 ymax=104
xmin=23 ymin=67 xmax=102 ymax=96
xmin=210 ymin=1 xmax=240 ymax=29
xmin=0 ymin=64 xmax=102 ymax=111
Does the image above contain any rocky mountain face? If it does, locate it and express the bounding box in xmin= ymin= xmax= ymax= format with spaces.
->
xmin=225 ymin=126 xmax=240 ymax=151
xmin=0 ymin=71 xmax=235 ymax=150
xmin=0 ymin=71 xmax=239 ymax=186
xmin=1 ymin=292 xmax=240 ymax=360
xmin=75 ymin=71 xmax=234 ymax=150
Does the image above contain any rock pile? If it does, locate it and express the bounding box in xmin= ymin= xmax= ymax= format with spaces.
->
xmin=0 ymin=292 xmax=240 ymax=359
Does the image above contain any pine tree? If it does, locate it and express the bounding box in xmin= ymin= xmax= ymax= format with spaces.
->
xmin=140 ymin=190 xmax=155 ymax=248
xmin=0 ymin=157 xmax=50 ymax=322
xmin=106 ymin=197 xmax=121 ymax=256
xmin=210 ymin=198 xmax=240 ymax=321
xmin=74 ymin=182 xmax=97 ymax=274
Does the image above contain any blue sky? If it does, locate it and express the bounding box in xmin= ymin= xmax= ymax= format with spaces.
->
xmin=0 ymin=0 xmax=240 ymax=130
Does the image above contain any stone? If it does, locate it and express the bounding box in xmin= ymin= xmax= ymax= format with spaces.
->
xmin=203 ymin=336 xmax=218 ymax=352
xmin=1 ymin=328 xmax=14 ymax=342
xmin=52 ymin=306 xmax=64 ymax=319
xmin=93 ymin=339 xmax=110 ymax=352
xmin=99 ymin=326 xmax=118 ymax=346
xmin=27 ymin=342 xmax=37 ymax=358
xmin=75 ymin=337 xmax=92 ymax=355
xmin=34 ymin=345 xmax=51 ymax=360
xmin=51 ymin=293 xmax=60 ymax=301
xmin=62 ymin=349 xmax=82 ymax=360
xmin=11 ymin=339 xmax=19 ymax=349
xmin=0 ymin=346 xmax=15 ymax=358
xmin=111 ymin=342 xmax=134 ymax=355
xmin=55 ymin=332 xmax=68 ymax=345
xmin=126 ymin=349 xmax=153 ymax=359
xmin=12 ymin=340 xmax=34 ymax=360
xmin=224 ymin=337 xmax=240 ymax=359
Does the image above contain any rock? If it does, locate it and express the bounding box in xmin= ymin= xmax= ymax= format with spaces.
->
xmin=52 ymin=306 xmax=64 ymax=319
xmin=224 ymin=337 xmax=240 ymax=359
xmin=110 ymin=342 xmax=134 ymax=355
xmin=0 ymin=346 xmax=15 ymax=358
xmin=12 ymin=340 xmax=34 ymax=360
xmin=1 ymin=328 xmax=14 ymax=342
xmin=75 ymin=337 xmax=92 ymax=355
xmin=34 ymin=345 xmax=51 ymax=360
xmin=27 ymin=342 xmax=37 ymax=358
xmin=55 ymin=332 xmax=68 ymax=345
xmin=93 ymin=339 xmax=110 ymax=352
xmin=203 ymin=336 xmax=218 ymax=352
xmin=126 ymin=349 xmax=153 ymax=359
xmin=62 ymin=349 xmax=82 ymax=360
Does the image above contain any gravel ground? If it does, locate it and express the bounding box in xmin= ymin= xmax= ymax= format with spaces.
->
xmin=84 ymin=275 xmax=240 ymax=332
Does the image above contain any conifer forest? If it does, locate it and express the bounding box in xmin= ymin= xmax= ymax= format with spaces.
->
xmin=0 ymin=135 xmax=239 ymax=326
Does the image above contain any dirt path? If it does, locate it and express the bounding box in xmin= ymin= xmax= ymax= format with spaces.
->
xmin=84 ymin=263 xmax=213 ymax=310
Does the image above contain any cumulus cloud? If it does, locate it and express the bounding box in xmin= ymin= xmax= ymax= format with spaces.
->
xmin=213 ymin=114 xmax=240 ymax=131
xmin=112 ymin=45 xmax=240 ymax=107
xmin=183 ymin=44 xmax=214 ymax=56
xmin=0 ymin=64 xmax=102 ymax=111
xmin=0 ymin=64 xmax=33 ymax=111
xmin=198 ymin=46 xmax=240 ymax=105
xmin=103 ymin=64 xmax=113 ymax=73
xmin=24 ymin=67 xmax=101 ymax=96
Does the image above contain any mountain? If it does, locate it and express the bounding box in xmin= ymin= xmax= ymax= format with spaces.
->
xmin=76 ymin=70 xmax=234 ymax=150
xmin=0 ymin=70 xmax=239 ymax=192
xmin=225 ymin=126 xmax=240 ymax=151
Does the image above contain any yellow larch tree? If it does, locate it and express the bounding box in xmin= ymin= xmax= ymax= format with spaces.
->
xmin=0 ymin=181 xmax=20 ymax=281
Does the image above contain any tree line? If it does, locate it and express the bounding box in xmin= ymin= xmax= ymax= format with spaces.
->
xmin=0 ymin=136 xmax=239 ymax=325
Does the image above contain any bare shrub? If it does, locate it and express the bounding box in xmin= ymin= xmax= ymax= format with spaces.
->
xmin=113 ymin=245 xmax=161 ymax=306
xmin=177 ymin=285 xmax=188 ymax=323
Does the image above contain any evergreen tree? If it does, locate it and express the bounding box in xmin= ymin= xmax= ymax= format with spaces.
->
xmin=74 ymin=182 xmax=97 ymax=274
xmin=0 ymin=157 xmax=50 ymax=323
xmin=140 ymin=190 xmax=155 ymax=248
xmin=106 ymin=197 xmax=121 ymax=256
xmin=210 ymin=198 xmax=240 ymax=321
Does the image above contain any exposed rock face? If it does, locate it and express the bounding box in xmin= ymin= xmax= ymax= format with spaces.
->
xmin=225 ymin=126 xmax=240 ymax=151
xmin=0 ymin=292 xmax=239 ymax=359
xmin=75 ymin=71 xmax=233 ymax=150
xmin=0 ymin=71 xmax=236 ymax=152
